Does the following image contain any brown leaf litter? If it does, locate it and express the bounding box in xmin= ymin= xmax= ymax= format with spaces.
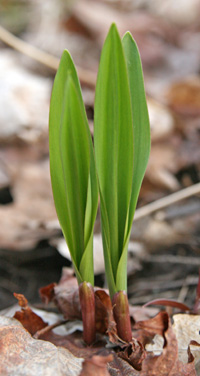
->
xmin=6 ymin=282 xmax=198 ymax=375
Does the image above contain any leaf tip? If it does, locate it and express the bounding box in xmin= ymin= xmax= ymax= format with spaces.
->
xmin=108 ymin=22 xmax=120 ymax=38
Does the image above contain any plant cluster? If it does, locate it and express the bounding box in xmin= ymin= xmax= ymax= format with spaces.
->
xmin=49 ymin=23 xmax=150 ymax=344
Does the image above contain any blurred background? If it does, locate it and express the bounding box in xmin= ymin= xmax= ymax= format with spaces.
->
xmin=0 ymin=0 xmax=200 ymax=311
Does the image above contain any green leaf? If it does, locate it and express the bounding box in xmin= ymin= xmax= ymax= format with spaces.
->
xmin=49 ymin=51 xmax=98 ymax=285
xmin=94 ymin=24 xmax=134 ymax=297
xmin=122 ymin=32 xmax=151 ymax=237
xmin=115 ymin=33 xmax=151 ymax=293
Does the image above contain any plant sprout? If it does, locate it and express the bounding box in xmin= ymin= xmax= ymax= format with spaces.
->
xmin=94 ymin=24 xmax=150 ymax=341
xmin=49 ymin=23 xmax=150 ymax=344
xmin=49 ymin=51 xmax=98 ymax=344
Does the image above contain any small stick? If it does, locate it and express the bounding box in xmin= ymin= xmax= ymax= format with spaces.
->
xmin=0 ymin=25 xmax=96 ymax=88
xmin=134 ymin=182 xmax=200 ymax=222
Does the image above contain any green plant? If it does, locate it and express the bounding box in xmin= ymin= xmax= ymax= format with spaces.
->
xmin=49 ymin=23 xmax=150 ymax=344
xmin=94 ymin=24 xmax=150 ymax=341
xmin=49 ymin=51 xmax=98 ymax=344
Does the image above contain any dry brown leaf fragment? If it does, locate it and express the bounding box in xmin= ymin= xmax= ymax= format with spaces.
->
xmin=108 ymin=353 xmax=141 ymax=376
xmin=13 ymin=292 xmax=28 ymax=308
xmin=0 ymin=315 xmax=82 ymax=376
xmin=172 ymin=314 xmax=200 ymax=367
xmin=53 ymin=272 xmax=81 ymax=321
xmin=117 ymin=339 xmax=146 ymax=371
xmin=79 ymin=354 xmax=113 ymax=376
xmin=13 ymin=293 xmax=48 ymax=336
xmin=40 ymin=268 xmax=81 ymax=321
xmin=39 ymin=282 xmax=57 ymax=304
xmin=133 ymin=311 xmax=169 ymax=346
xmin=167 ymin=77 xmax=200 ymax=115
xmin=132 ymin=312 xmax=197 ymax=375
xmin=42 ymin=272 xmax=117 ymax=337
xmin=95 ymin=289 xmax=118 ymax=341
xmin=141 ymin=318 xmax=196 ymax=375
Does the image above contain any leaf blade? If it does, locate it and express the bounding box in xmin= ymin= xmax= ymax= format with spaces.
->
xmin=94 ymin=24 xmax=133 ymax=294
xmin=49 ymin=51 xmax=98 ymax=284
xmin=60 ymin=77 xmax=90 ymax=270
xmin=122 ymin=32 xmax=151 ymax=236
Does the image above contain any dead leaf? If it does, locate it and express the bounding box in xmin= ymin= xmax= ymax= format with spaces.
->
xmin=11 ymin=296 xmax=108 ymax=360
xmin=141 ymin=317 xmax=196 ymax=375
xmin=129 ymin=305 xmax=160 ymax=322
xmin=167 ymin=77 xmax=200 ymax=116
xmin=13 ymin=293 xmax=48 ymax=336
xmin=133 ymin=311 xmax=169 ymax=346
xmin=132 ymin=312 xmax=197 ymax=375
xmin=0 ymin=159 xmax=58 ymax=250
xmin=41 ymin=273 xmax=117 ymax=338
xmin=50 ymin=269 xmax=81 ymax=321
xmin=0 ymin=50 xmax=51 ymax=143
xmin=117 ymin=339 xmax=146 ymax=371
xmin=146 ymin=143 xmax=180 ymax=191
xmin=0 ymin=315 xmax=82 ymax=376
xmin=108 ymin=354 xmax=140 ymax=375
xmin=39 ymin=283 xmax=57 ymax=304
xmin=148 ymin=98 xmax=175 ymax=142
xmin=173 ymin=314 xmax=200 ymax=366
xmin=79 ymin=354 xmax=113 ymax=376
xmin=95 ymin=289 xmax=117 ymax=341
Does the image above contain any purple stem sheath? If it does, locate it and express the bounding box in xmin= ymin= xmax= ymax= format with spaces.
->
xmin=112 ymin=290 xmax=132 ymax=343
xmin=79 ymin=282 xmax=96 ymax=345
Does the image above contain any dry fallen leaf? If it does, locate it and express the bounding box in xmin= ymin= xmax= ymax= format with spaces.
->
xmin=5 ymin=292 xmax=200 ymax=375
xmin=173 ymin=314 xmax=200 ymax=367
xmin=142 ymin=318 xmax=196 ymax=375
xmin=80 ymin=354 xmax=113 ymax=376
xmin=0 ymin=160 xmax=58 ymax=250
xmin=133 ymin=311 xmax=169 ymax=345
xmin=117 ymin=339 xmax=145 ymax=371
xmin=148 ymin=98 xmax=175 ymax=142
xmin=40 ymin=270 xmax=117 ymax=338
xmin=146 ymin=143 xmax=180 ymax=191
xmin=13 ymin=293 xmax=48 ymax=336
xmin=41 ymin=268 xmax=81 ymax=321
xmin=94 ymin=289 xmax=117 ymax=341
xmin=166 ymin=77 xmax=200 ymax=116
xmin=0 ymin=50 xmax=51 ymax=142
xmin=0 ymin=315 xmax=82 ymax=376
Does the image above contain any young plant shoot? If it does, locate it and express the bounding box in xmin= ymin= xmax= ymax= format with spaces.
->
xmin=94 ymin=24 xmax=150 ymax=341
xmin=49 ymin=51 xmax=98 ymax=344
xmin=49 ymin=23 xmax=150 ymax=344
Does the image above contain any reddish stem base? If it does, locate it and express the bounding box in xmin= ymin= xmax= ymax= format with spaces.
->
xmin=79 ymin=282 xmax=96 ymax=345
xmin=112 ymin=290 xmax=132 ymax=343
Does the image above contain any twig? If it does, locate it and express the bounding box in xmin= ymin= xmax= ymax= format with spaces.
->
xmin=0 ymin=25 xmax=96 ymax=88
xmin=134 ymin=182 xmax=200 ymax=222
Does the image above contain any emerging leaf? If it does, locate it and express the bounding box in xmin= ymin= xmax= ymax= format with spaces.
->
xmin=94 ymin=24 xmax=150 ymax=297
xmin=122 ymin=32 xmax=151 ymax=235
xmin=49 ymin=51 xmax=98 ymax=285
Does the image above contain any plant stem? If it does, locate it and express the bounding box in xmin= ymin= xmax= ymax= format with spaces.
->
xmin=79 ymin=282 xmax=96 ymax=345
xmin=112 ymin=291 xmax=132 ymax=343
